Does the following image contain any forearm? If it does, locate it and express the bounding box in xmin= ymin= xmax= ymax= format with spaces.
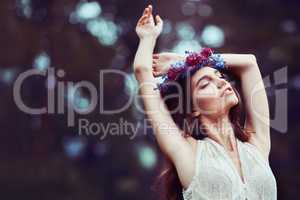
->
xmin=220 ymin=53 xmax=258 ymax=76
xmin=133 ymin=37 xmax=157 ymax=72
xmin=163 ymin=53 xmax=257 ymax=72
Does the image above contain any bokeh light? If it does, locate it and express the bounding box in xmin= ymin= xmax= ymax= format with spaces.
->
xmin=161 ymin=19 xmax=172 ymax=35
xmin=137 ymin=145 xmax=157 ymax=169
xmin=0 ymin=69 xmax=16 ymax=84
xmin=86 ymin=18 xmax=120 ymax=46
xmin=69 ymin=1 xmax=120 ymax=46
xmin=67 ymin=86 xmax=91 ymax=111
xmin=198 ymin=4 xmax=213 ymax=17
xmin=281 ymin=19 xmax=297 ymax=34
xmin=176 ymin=22 xmax=196 ymax=40
xmin=124 ymin=73 xmax=138 ymax=96
xmin=200 ymin=25 xmax=225 ymax=47
xmin=33 ymin=52 xmax=51 ymax=71
xmin=73 ymin=1 xmax=102 ymax=22
xmin=16 ymin=0 xmax=32 ymax=19
xmin=63 ymin=137 xmax=86 ymax=159
xmin=172 ymin=40 xmax=202 ymax=54
xmin=181 ymin=2 xmax=197 ymax=16
xmin=292 ymin=75 xmax=300 ymax=90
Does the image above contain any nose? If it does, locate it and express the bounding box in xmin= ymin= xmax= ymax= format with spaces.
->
xmin=217 ymin=78 xmax=227 ymax=89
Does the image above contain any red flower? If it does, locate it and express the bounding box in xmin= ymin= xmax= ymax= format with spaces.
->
xmin=186 ymin=53 xmax=199 ymax=66
xmin=197 ymin=54 xmax=206 ymax=63
xmin=200 ymin=48 xmax=213 ymax=58
xmin=167 ymin=67 xmax=184 ymax=80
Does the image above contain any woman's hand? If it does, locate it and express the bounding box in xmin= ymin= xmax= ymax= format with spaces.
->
xmin=152 ymin=52 xmax=185 ymax=77
xmin=135 ymin=5 xmax=163 ymax=40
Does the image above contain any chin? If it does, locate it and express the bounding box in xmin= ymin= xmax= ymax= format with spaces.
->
xmin=226 ymin=94 xmax=239 ymax=109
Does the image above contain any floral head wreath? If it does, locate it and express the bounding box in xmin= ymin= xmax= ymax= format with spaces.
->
xmin=154 ymin=47 xmax=227 ymax=93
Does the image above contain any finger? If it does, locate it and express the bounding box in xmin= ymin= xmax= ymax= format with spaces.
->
xmin=155 ymin=15 xmax=162 ymax=24
xmin=138 ymin=15 xmax=149 ymax=25
xmin=139 ymin=15 xmax=148 ymax=24
xmin=155 ymin=15 xmax=163 ymax=26
xmin=152 ymin=65 xmax=159 ymax=71
xmin=152 ymin=71 xmax=162 ymax=77
xmin=138 ymin=9 xmax=149 ymax=25
xmin=137 ymin=17 xmax=145 ymax=25
xmin=138 ymin=12 xmax=147 ymax=22
xmin=145 ymin=16 xmax=151 ymax=24
xmin=148 ymin=5 xmax=153 ymax=15
xmin=144 ymin=14 xmax=152 ymax=24
xmin=153 ymin=54 xmax=159 ymax=59
xmin=147 ymin=5 xmax=154 ymax=23
xmin=149 ymin=14 xmax=155 ymax=25
xmin=143 ymin=7 xmax=149 ymax=16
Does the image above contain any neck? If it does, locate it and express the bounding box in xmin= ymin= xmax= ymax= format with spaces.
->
xmin=200 ymin=114 xmax=236 ymax=151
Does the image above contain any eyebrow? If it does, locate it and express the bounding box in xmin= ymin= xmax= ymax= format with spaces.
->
xmin=196 ymin=70 xmax=220 ymax=86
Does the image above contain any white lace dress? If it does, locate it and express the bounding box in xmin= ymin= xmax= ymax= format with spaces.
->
xmin=182 ymin=137 xmax=277 ymax=200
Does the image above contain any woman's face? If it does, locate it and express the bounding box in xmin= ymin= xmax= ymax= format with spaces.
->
xmin=190 ymin=66 xmax=239 ymax=117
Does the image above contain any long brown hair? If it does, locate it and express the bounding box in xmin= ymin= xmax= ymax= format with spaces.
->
xmin=152 ymin=67 xmax=250 ymax=200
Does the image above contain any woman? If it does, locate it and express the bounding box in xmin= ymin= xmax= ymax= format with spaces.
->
xmin=133 ymin=5 xmax=277 ymax=200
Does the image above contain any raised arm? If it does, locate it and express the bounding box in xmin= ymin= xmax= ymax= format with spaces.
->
xmin=221 ymin=54 xmax=270 ymax=160
xmin=133 ymin=5 xmax=197 ymax=189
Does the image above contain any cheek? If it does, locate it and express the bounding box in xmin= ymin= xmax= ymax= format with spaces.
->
xmin=194 ymin=86 xmax=219 ymax=100
xmin=193 ymin=88 xmax=221 ymax=109
xmin=198 ymin=96 xmax=220 ymax=107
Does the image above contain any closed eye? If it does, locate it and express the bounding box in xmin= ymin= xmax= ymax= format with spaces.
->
xmin=197 ymin=72 xmax=226 ymax=89
xmin=200 ymin=82 xmax=209 ymax=89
